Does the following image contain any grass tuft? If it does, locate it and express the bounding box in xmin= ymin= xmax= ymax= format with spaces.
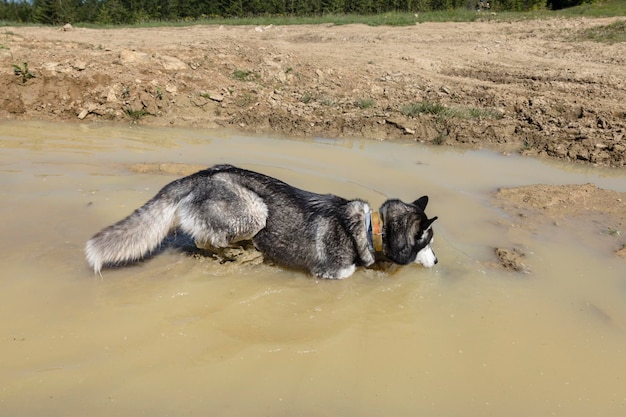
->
xmin=233 ymin=69 xmax=258 ymax=82
xmin=125 ymin=108 xmax=149 ymax=121
xmin=356 ymin=97 xmax=375 ymax=109
xmin=401 ymin=100 xmax=503 ymax=120
xmin=575 ymin=20 xmax=626 ymax=43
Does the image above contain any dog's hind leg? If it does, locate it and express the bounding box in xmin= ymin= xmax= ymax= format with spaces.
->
xmin=177 ymin=180 xmax=268 ymax=249
xmin=330 ymin=264 xmax=356 ymax=279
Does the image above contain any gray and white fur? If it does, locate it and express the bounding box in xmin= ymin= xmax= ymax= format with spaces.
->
xmin=86 ymin=164 xmax=438 ymax=279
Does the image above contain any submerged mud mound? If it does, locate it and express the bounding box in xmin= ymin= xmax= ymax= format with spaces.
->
xmin=494 ymin=183 xmax=626 ymax=260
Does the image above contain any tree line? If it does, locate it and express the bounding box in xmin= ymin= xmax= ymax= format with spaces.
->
xmin=0 ymin=0 xmax=593 ymax=25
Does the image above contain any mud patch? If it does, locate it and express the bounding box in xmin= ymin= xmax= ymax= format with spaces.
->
xmin=494 ymin=183 xmax=625 ymax=218
xmin=494 ymin=183 xmax=626 ymax=258
xmin=493 ymin=247 xmax=530 ymax=273
xmin=191 ymin=241 xmax=266 ymax=274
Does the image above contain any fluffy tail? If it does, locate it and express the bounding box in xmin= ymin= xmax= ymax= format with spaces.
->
xmin=85 ymin=195 xmax=179 ymax=274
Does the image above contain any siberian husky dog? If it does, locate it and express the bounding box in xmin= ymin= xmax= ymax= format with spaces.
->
xmin=85 ymin=164 xmax=438 ymax=279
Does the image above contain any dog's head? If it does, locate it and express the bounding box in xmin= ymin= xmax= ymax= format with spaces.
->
xmin=379 ymin=196 xmax=438 ymax=267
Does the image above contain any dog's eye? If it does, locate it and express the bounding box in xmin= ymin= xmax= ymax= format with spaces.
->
xmin=418 ymin=228 xmax=433 ymax=244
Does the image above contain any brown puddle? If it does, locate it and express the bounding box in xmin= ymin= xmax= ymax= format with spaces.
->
xmin=1 ymin=120 xmax=625 ymax=416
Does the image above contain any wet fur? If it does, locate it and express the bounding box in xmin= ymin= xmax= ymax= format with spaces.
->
xmin=86 ymin=164 xmax=437 ymax=279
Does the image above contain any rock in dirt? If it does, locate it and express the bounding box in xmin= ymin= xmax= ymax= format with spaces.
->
xmin=119 ymin=50 xmax=150 ymax=65
xmin=77 ymin=109 xmax=89 ymax=120
xmin=160 ymin=55 xmax=188 ymax=71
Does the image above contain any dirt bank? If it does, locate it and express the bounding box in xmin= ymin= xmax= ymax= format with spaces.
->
xmin=2 ymin=18 xmax=625 ymax=166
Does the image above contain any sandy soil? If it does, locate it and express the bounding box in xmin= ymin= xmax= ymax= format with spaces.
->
xmin=1 ymin=19 xmax=625 ymax=263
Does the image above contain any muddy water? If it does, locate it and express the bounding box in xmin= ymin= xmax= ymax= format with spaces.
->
xmin=1 ymin=120 xmax=625 ymax=416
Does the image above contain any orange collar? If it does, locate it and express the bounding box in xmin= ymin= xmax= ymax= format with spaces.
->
xmin=371 ymin=211 xmax=384 ymax=253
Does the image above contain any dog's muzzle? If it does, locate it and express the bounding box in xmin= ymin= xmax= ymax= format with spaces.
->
xmin=415 ymin=243 xmax=438 ymax=267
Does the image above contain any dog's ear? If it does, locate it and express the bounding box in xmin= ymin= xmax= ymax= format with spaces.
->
xmin=424 ymin=216 xmax=438 ymax=229
xmin=412 ymin=196 xmax=429 ymax=211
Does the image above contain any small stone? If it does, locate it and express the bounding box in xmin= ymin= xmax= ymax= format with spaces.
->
xmin=120 ymin=50 xmax=150 ymax=65
xmin=209 ymin=93 xmax=224 ymax=102
xmin=72 ymin=61 xmax=87 ymax=71
xmin=161 ymin=55 xmax=188 ymax=71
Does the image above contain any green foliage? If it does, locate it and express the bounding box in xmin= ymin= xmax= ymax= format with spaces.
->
xmin=575 ymin=19 xmax=626 ymax=43
xmin=548 ymin=0 xmax=597 ymax=10
xmin=0 ymin=0 xmax=623 ymax=25
xmin=401 ymin=100 xmax=503 ymax=119
xmin=356 ymin=97 xmax=375 ymax=109
xmin=0 ymin=0 xmax=33 ymax=22
xmin=232 ymin=69 xmax=258 ymax=82
xmin=124 ymin=107 xmax=148 ymax=121
xmin=607 ymin=226 xmax=621 ymax=236
xmin=495 ymin=0 xmax=546 ymax=11
xmin=12 ymin=62 xmax=35 ymax=83
xmin=401 ymin=100 xmax=447 ymax=117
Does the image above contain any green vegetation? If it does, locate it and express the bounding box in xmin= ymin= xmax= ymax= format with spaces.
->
xmin=401 ymin=100 xmax=447 ymax=117
xmin=232 ymin=69 xmax=258 ymax=82
xmin=575 ymin=20 xmax=626 ymax=43
xmin=520 ymin=138 xmax=534 ymax=152
xmin=235 ymin=92 xmax=255 ymax=107
xmin=0 ymin=1 xmax=622 ymax=27
xmin=299 ymin=93 xmax=335 ymax=106
xmin=400 ymin=100 xmax=503 ymax=120
xmin=356 ymin=98 xmax=375 ymax=109
xmin=124 ymin=108 xmax=148 ymax=121
xmin=607 ymin=227 xmax=621 ymax=236
xmin=12 ymin=62 xmax=35 ymax=83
